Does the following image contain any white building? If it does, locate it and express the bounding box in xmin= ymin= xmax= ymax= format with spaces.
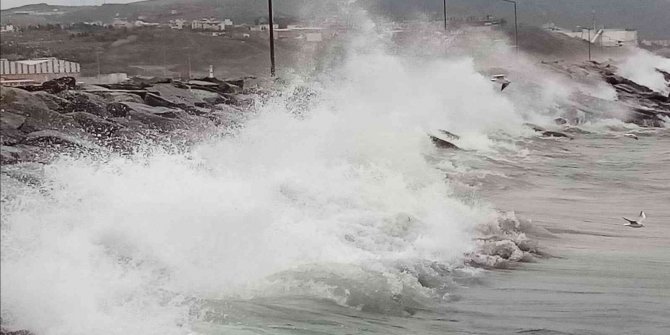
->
xmin=170 ymin=19 xmax=187 ymax=30
xmin=192 ymin=19 xmax=225 ymax=31
xmin=134 ymin=20 xmax=160 ymax=27
xmin=562 ymin=28 xmax=638 ymax=47
xmin=641 ymin=40 xmax=670 ymax=47
xmin=0 ymin=24 xmax=15 ymax=33
xmin=112 ymin=18 xmax=133 ymax=29
xmin=250 ymin=24 xmax=279 ymax=32
xmin=1 ymin=58 xmax=81 ymax=85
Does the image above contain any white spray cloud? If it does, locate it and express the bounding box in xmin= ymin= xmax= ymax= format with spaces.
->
xmin=617 ymin=48 xmax=670 ymax=95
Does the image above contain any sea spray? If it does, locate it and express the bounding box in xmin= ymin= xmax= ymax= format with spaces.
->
xmin=0 ymin=46 xmax=521 ymax=335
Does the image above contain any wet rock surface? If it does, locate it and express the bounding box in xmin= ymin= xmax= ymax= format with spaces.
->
xmin=1 ymin=76 xmax=256 ymax=165
xmin=545 ymin=61 xmax=670 ymax=127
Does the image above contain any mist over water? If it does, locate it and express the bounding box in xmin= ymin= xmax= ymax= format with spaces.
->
xmin=2 ymin=9 xmax=669 ymax=335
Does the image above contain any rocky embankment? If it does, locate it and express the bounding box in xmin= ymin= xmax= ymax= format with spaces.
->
xmin=544 ymin=60 xmax=670 ymax=127
xmin=1 ymin=76 xmax=262 ymax=165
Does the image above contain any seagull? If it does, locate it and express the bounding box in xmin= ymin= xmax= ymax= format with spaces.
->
xmin=623 ymin=133 xmax=639 ymax=140
xmin=622 ymin=211 xmax=646 ymax=228
xmin=491 ymin=74 xmax=511 ymax=91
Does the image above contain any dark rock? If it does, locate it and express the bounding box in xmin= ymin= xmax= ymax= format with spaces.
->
xmin=429 ymin=134 xmax=460 ymax=150
xmin=67 ymin=112 xmax=122 ymax=137
xmin=438 ymin=129 xmax=460 ymax=140
xmin=17 ymin=77 xmax=76 ymax=94
xmin=119 ymin=103 xmax=186 ymax=132
xmin=542 ymin=131 xmax=573 ymax=139
xmin=107 ymin=102 xmax=131 ymax=117
xmin=553 ymin=117 xmax=568 ymax=125
xmin=0 ymin=128 xmax=26 ymax=145
xmin=1 ymin=111 xmax=26 ymax=130
xmin=23 ymin=130 xmax=98 ymax=150
xmin=0 ymin=144 xmax=49 ymax=164
xmin=0 ymin=88 xmax=77 ymax=133
xmin=18 ymin=109 xmax=77 ymax=134
xmin=223 ymin=93 xmax=257 ymax=107
xmin=0 ymin=111 xmax=27 ymax=144
xmin=33 ymin=92 xmax=73 ymax=113
xmin=1 ymin=87 xmax=51 ymax=116
xmin=0 ymin=328 xmax=34 ymax=335
xmin=562 ymin=126 xmax=591 ymax=134
xmin=42 ymin=76 xmax=77 ymax=94
xmin=144 ymin=93 xmax=186 ymax=110
xmin=628 ymin=108 xmax=666 ymax=127
xmin=191 ymin=78 xmax=244 ymax=94
xmin=58 ymin=91 xmax=110 ymax=118
xmin=1 ymin=145 xmax=23 ymax=164
xmin=523 ymin=123 xmax=546 ymax=132
xmin=656 ymin=68 xmax=670 ymax=83
xmin=91 ymin=91 xmax=145 ymax=104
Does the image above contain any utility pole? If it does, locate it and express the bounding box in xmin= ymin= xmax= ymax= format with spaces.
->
xmin=187 ymin=53 xmax=192 ymax=80
xmin=163 ymin=46 xmax=167 ymax=78
xmin=268 ymin=0 xmax=276 ymax=77
xmin=443 ymin=0 xmax=448 ymax=31
xmin=588 ymin=28 xmax=591 ymax=61
xmin=502 ymin=0 xmax=518 ymax=53
xmin=96 ymin=52 xmax=101 ymax=80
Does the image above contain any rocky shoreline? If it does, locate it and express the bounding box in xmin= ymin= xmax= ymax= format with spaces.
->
xmin=1 ymin=76 xmax=264 ymax=165
xmin=543 ymin=60 xmax=670 ymax=127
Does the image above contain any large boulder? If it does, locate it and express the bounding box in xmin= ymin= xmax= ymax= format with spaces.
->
xmin=117 ymin=102 xmax=187 ymax=131
xmin=92 ymin=91 xmax=145 ymax=104
xmin=33 ymin=91 xmax=73 ymax=113
xmin=146 ymin=83 xmax=206 ymax=109
xmin=0 ymin=112 xmax=27 ymax=145
xmin=0 ymin=87 xmax=78 ymax=133
xmin=57 ymin=91 xmax=110 ymax=118
xmin=67 ymin=112 xmax=122 ymax=137
xmin=22 ymin=130 xmax=99 ymax=151
xmin=41 ymin=76 xmax=77 ymax=94
xmin=428 ymin=134 xmax=460 ymax=150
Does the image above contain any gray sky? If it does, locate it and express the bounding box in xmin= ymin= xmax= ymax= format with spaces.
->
xmin=1 ymin=0 xmax=141 ymax=10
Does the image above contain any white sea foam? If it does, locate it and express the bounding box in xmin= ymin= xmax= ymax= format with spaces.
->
xmin=0 ymin=29 xmax=523 ymax=335
xmin=617 ymin=48 xmax=670 ymax=95
xmin=2 ymin=10 xmax=664 ymax=335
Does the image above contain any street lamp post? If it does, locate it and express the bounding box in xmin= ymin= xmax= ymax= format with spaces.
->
xmin=443 ymin=0 xmax=448 ymax=31
xmin=588 ymin=27 xmax=591 ymax=61
xmin=577 ymin=26 xmax=592 ymax=61
xmin=502 ymin=0 xmax=518 ymax=52
xmin=268 ymin=0 xmax=276 ymax=77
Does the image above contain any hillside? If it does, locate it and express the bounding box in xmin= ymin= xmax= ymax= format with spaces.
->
xmin=2 ymin=0 xmax=669 ymax=39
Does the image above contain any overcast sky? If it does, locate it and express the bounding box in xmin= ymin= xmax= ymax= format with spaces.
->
xmin=1 ymin=0 xmax=141 ymax=10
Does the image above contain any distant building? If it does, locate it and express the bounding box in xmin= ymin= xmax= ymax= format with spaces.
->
xmin=192 ymin=19 xmax=225 ymax=31
xmin=250 ymin=24 xmax=279 ymax=32
xmin=112 ymin=18 xmax=133 ymax=29
xmin=223 ymin=19 xmax=234 ymax=27
xmin=561 ymin=28 xmax=638 ymax=47
xmin=134 ymin=20 xmax=160 ymax=28
xmin=170 ymin=19 xmax=187 ymax=30
xmin=0 ymin=58 xmax=81 ymax=86
xmin=0 ymin=24 xmax=15 ymax=33
xmin=170 ymin=10 xmax=179 ymax=15
xmin=641 ymin=39 xmax=670 ymax=48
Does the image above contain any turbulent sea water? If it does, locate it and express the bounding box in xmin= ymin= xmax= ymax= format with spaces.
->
xmin=2 ymin=24 xmax=670 ymax=335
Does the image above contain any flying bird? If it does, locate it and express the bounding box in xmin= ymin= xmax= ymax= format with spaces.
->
xmin=623 ymin=133 xmax=639 ymax=140
xmin=491 ymin=74 xmax=511 ymax=91
xmin=622 ymin=211 xmax=646 ymax=228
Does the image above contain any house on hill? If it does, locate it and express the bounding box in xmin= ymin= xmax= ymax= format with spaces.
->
xmin=192 ymin=19 xmax=225 ymax=31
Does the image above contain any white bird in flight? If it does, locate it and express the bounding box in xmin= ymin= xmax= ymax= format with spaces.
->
xmin=622 ymin=211 xmax=646 ymax=228
xmin=623 ymin=133 xmax=639 ymax=140
xmin=491 ymin=74 xmax=511 ymax=91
